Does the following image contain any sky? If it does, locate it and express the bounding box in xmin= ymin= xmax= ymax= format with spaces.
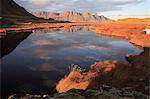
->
xmin=14 ymin=0 xmax=150 ymax=19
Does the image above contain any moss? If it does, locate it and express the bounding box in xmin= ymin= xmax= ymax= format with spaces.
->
xmin=52 ymin=92 xmax=85 ymax=99
xmin=49 ymin=88 xmax=148 ymax=99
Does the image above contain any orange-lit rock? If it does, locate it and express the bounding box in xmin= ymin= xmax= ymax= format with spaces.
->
xmin=56 ymin=60 xmax=118 ymax=93
xmin=56 ymin=70 xmax=97 ymax=93
xmin=91 ymin=48 xmax=150 ymax=94
xmin=130 ymin=34 xmax=150 ymax=47
xmin=56 ymin=48 xmax=149 ymax=94
xmin=90 ymin=20 xmax=150 ymax=47
xmin=91 ymin=60 xmax=117 ymax=72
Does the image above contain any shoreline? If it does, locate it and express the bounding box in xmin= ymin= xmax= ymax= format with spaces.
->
xmin=1 ymin=22 xmax=150 ymax=47
xmin=2 ymin=22 xmax=149 ymax=98
xmin=0 ymin=22 xmax=100 ymax=33
xmin=90 ymin=22 xmax=150 ymax=47
xmin=55 ymin=47 xmax=149 ymax=94
xmin=7 ymin=48 xmax=149 ymax=99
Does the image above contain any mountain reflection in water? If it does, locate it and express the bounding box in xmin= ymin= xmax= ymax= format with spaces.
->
xmin=34 ymin=26 xmax=90 ymax=33
xmin=0 ymin=32 xmax=32 ymax=58
xmin=1 ymin=26 xmax=143 ymax=97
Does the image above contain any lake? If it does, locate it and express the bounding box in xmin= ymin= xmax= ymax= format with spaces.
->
xmin=1 ymin=26 xmax=142 ymax=97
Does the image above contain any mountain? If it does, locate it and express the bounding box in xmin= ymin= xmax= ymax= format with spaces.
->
xmin=33 ymin=11 xmax=113 ymax=22
xmin=0 ymin=0 xmax=54 ymax=24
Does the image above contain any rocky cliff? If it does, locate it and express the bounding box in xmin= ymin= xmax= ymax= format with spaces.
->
xmin=33 ymin=11 xmax=113 ymax=22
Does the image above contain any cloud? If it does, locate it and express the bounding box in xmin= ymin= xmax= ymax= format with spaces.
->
xmin=29 ymin=0 xmax=51 ymax=5
xmin=14 ymin=0 xmax=145 ymax=13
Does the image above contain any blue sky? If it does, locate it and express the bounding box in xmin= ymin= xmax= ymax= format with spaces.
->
xmin=14 ymin=0 xmax=150 ymax=19
xmin=101 ymin=0 xmax=150 ymax=19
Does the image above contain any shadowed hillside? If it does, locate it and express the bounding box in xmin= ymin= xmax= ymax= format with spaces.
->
xmin=0 ymin=32 xmax=32 ymax=58
xmin=0 ymin=0 xmax=55 ymax=25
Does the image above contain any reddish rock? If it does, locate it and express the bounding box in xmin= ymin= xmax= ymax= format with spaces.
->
xmin=56 ymin=70 xmax=97 ymax=93
xmin=90 ymin=21 xmax=150 ymax=47
xmin=130 ymin=34 xmax=150 ymax=47
xmin=56 ymin=48 xmax=149 ymax=94
xmin=56 ymin=60 xmax=119 ymax=93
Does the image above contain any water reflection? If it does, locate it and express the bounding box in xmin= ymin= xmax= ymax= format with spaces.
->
xmin=1 ymin=26 xmax=142 ymax=97
xmin=34 ymin=26 xmax=90 ymax=33
xmin=91 ymin=47 xmax=150 ymax=94
xmin=59 ymin=26 xmax=90 ymax=32
xmin=0 ymin=32 xmax=32 ymax=58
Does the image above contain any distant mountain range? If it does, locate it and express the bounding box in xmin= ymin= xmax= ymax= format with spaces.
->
xmin=33 ymin=11 xmax=113 ymax=22
xmin=0 ymin=0 xmax=113 ymax=24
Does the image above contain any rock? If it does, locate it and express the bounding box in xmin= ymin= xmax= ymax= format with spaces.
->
xmin=43 ymin=94 xmax=51 ymax=98
xmin=33 ymin=11 xmax=113 ymax=22
xmin=56 ymin=48 xmax=149 ymax=95
xmin=55 ymin=60 xmax=119 ymax=93
xmin=90 ymin=20 xmax=150 ymax=47
xmin=130 ymin=34 xmax=150 ymax=47
xmin=56 ymin=70 xmax=97 ymax=93
xmin=126 ymin=47 xmax=150 ymax=67
xmin=9 ymin=88 xmax=148 ymax=99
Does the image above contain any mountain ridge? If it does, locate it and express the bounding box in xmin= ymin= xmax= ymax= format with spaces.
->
xmin=0 ymin=0 xmax=54 ymax=24
xmin=33 ymin=11 xmax=113 ymax=22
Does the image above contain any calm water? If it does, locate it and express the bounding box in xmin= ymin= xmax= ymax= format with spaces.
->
xmin=1 ymin=26 xmax=142 ymax=97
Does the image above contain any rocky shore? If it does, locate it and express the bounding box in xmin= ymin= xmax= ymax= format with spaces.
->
xmin=9 ymin=86 xmax=148 ymax=99
xmin=8 ymin=48 xmax=150 ymax=99
xmin=4 ymin=18 xmax=150 ymax=99
xmin=55 ymin=47 xmax=149 ymax=96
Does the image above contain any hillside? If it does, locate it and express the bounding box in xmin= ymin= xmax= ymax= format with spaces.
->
xmin=33 ymin=11 xmax=113 ymax=22
xmin=0 ymin=0 xmax=54 ymax=25
xmin=118 ymin=18 xmax=150 ymax=25
xmin=90 ymin=17 xmax=150 ymax=47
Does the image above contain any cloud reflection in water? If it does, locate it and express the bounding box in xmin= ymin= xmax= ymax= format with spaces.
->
xmin=1 ymin=26 xmax=142 ymax=96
